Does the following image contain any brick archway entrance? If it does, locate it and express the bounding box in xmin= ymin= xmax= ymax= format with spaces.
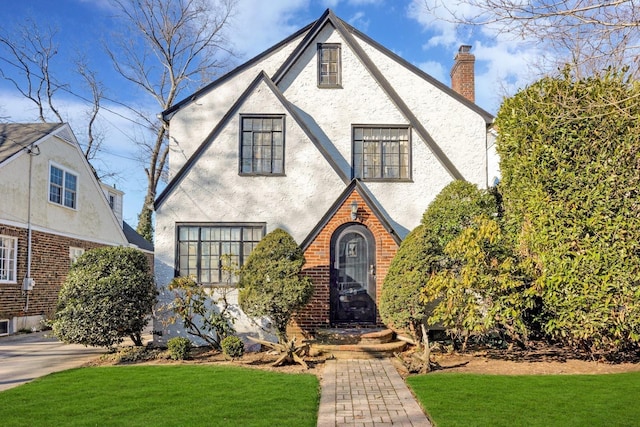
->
xmin=330 ymin=223 xmax=376 ymax=325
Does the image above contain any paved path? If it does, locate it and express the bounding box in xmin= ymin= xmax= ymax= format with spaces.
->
xmin=317 ymin=359 xmax=432 ymax=427
xmin=0 ymin=332 xmax=105 ymax=392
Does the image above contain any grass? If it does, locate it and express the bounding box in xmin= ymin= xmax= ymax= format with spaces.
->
xmin=407 ymin=371 xmax=640 ymax=427
xmin=0 ymin=365 xmax=319 ymax=427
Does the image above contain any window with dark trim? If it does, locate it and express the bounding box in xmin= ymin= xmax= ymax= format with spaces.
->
xmin=240 ymin=116 xmax=284 ymax=175
xmin=318 ymin=43 xmax=341 ymax=87
xmin=176 ymin=223 xmax=265 ymax=285
xmin=0 ymin=235 xmax=17 ymax=283
xmin=49 ymin=164 xmax=77 ymax=209
xmin=352 ymin=126 xmax=411 ymax=180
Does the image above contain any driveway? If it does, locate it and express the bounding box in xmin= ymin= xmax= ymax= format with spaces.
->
xmin=0 ymin=332 xmax=105 ymax=392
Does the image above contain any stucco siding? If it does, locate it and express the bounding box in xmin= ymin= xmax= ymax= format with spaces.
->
xmin=167 ymin=33 xmax=306 ymax=176
xmin=356 ymin=34 xmax=488 ymax=189
xmin=0 ymin=137 xmax=126 ymax=246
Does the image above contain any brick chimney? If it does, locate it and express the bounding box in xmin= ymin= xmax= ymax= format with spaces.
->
xmin=450 ymin=45 xmax=475 ymax=103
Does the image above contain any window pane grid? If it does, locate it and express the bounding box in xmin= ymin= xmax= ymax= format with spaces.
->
xmin=0 ymin=236 xmax=17 ymax=282
xmin=49 ymin=166 xmax=78 ymax=208
xmin=319 ymin=44 xmax=341 ymax=86
xmin=353 ymin=127 xmax=410 ymax=180
xmin=177 ymin=225 xmax=263 ymax=284
xmin=241 ymin=117 xmax=284 ymax=174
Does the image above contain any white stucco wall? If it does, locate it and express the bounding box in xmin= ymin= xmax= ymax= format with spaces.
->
xmin=0 ymin=135 xmax=127 ymax=246
xmin=167 ymin=32 xmax=307 ymax=176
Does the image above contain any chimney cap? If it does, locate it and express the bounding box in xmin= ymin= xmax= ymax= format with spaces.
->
xmin=458 ymin=45 xmax=472 ymax=54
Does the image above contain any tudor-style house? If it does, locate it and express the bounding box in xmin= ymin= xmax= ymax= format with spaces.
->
xmin=153 ymin=9 xmax=495 ymax=344
xmin=0 ymin=123 xmax=153 ymax=335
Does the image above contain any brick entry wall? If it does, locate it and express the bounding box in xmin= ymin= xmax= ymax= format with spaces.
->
xmin=0 ymin=224 xmax=104 ymax=323
xmin=290 ymin=191 xmax=400 ymax=338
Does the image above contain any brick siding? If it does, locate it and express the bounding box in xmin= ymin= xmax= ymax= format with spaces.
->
xmin=0 ymin=224 xmax=153 ymax=322
xmin=289 ymin=191 xmax=399 ymax=338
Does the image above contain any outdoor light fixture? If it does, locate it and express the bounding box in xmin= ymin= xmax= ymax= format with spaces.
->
xmin=350 ymin=200 xmax=358 ymax=220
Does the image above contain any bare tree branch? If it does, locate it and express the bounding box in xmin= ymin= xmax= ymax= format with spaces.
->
xmin=107 ymin=0 xmax=236 ymax=241
xmin=0 ymin=18 xmax=65 ymax=122
xmin=422 ymin=0 xmax=640 ymax=77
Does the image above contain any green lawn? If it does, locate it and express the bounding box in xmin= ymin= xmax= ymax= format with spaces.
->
xmin=0 ymin=365 xmax=319 ymax=427
xmin=407 ymin=371 xmax=640 ymax=427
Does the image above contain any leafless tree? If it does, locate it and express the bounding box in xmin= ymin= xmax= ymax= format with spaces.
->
xmin=106 ymin=0 xmax=235 ymax=242
xmin=0 ymin=18 xmax=107 ymax=162
xmin=422 ymin=0 xmax=640 ymax=77
xmin=0 ymin=18 xmax=65 ymax=122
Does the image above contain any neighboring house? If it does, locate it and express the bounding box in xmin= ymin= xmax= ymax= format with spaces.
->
xmin=0 ymin=123 xmax=153 ymax=336
xmin=154 ymin=9 xmax=494 ymax=344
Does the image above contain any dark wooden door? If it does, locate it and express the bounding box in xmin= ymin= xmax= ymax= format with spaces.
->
xmin=330 ymin=224 xmax=376 ymax=324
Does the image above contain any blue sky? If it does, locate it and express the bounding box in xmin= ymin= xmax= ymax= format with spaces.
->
xmin=1 ymin=0 xmax=539 ymax=228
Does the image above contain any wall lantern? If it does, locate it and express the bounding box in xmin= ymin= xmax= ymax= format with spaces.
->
xmin=350 ymin=200 xmax=358 ymax=220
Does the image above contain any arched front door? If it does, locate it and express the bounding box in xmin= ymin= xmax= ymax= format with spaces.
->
xmin=330 ymin=224 xmax=376 ymax=324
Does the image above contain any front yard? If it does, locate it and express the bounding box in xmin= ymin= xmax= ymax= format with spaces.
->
xmin=408 ymin=371 xmax=640 ymax=427
xmin=0 ymin=365 xmax=319 ymax=427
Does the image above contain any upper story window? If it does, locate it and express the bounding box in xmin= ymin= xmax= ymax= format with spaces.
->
xmin=177 ymin=223 xmax=265 ymax=285
xmin=0 ymin=235 xmax=17 ymax=283
xmin=318 ymin=43 xmax=341 ymax=87
xmin=240 ymin=115 xmax=284 ymax=175
xmin=353 ymin=126 xmax=411 ymax=180
xmin=49 ymin=164 xmax=77 ymax=209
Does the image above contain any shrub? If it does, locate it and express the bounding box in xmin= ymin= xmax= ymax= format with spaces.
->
xmin=381 ymin=181 xmax=498 ymax=345
xmin=238 ymin=228 xmax=313 ymax=344
xmin=51 ymin=246 xmax=156 ymax=348
xmin=496 ymin=68 xmax=640 ymax=354
xmin=221 ymin=336 xmax=245 ymax=359
xmin=167 ymin=337 xmax=192 ymax=360
xmin=165 ymin=275 xmax=235 ymax=349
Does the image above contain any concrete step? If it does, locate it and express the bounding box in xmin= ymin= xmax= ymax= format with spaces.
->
xmin=310 ymin=328 xmax=405 ymax=359
xmin=314 ymin=327 xmax=394 ymax=345
xmin=310 ymin=340 xmax=406 ymax=359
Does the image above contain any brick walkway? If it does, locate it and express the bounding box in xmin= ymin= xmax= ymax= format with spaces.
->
xmin=317 ymin=359 xmax=432 ymax=427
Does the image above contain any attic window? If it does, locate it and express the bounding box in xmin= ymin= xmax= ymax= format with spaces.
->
xmin=49 ymin=164 xmax=78 ymax=209
xmin=318 ymin=43 xmax=341 ymax=87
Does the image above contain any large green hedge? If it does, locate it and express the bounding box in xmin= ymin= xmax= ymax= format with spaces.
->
xmin=496 ymin=68 xmax=640 ymax=353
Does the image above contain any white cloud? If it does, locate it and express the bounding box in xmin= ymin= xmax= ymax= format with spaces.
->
xmin=347 ymin=11 xmax=370 ymax=31
xmin=226 ymin=0 xmax=311 ymax=60
xmin=406 ymin=0 xmax=550 ymax=112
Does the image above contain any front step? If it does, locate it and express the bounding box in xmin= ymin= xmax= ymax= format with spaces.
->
xmin=310 ymin=328 xmax=406 ymax=359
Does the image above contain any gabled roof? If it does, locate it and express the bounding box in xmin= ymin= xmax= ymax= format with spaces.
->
xmin=0 ymin=123 xmax=65 ymax=164
xmin=123 ymin=221 xmax=154 ymax=252
xmin=161 ymin=23 xmax=314 ymax=121
xmin=274 ymin=9 xmax=472 ymax=181
xmin=300 ymin=179 xmax=403 ymax=250
xmin=155 ymin=70 xmax=348 ymax=209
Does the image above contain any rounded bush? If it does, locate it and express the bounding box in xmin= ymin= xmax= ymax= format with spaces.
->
xmin=221 ymin=336 xmax=245 ymax=359
xmin=167 ymin=337 xmax=192 ymax=360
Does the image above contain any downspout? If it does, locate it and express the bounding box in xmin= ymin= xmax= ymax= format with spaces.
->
xmin=23 ymin=143 xmax=39 ymax=313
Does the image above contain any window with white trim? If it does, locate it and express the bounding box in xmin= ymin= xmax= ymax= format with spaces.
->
xmin=353 ymin=126 xmax=411 ymax=180
xmin=0 ymin=235 xmax=17 ymax=283
xmin=49 ymin=164 xmax=78 ymax=209
xmin=177 ymin=224 xmax=265 ymax=285
xmin=240 ymin=116 xmax=285 ymax=175
xmin=70 ymin=247 xmax=85 ymax=265
xmin=318 ymin=43 xmax=341 ymax=87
